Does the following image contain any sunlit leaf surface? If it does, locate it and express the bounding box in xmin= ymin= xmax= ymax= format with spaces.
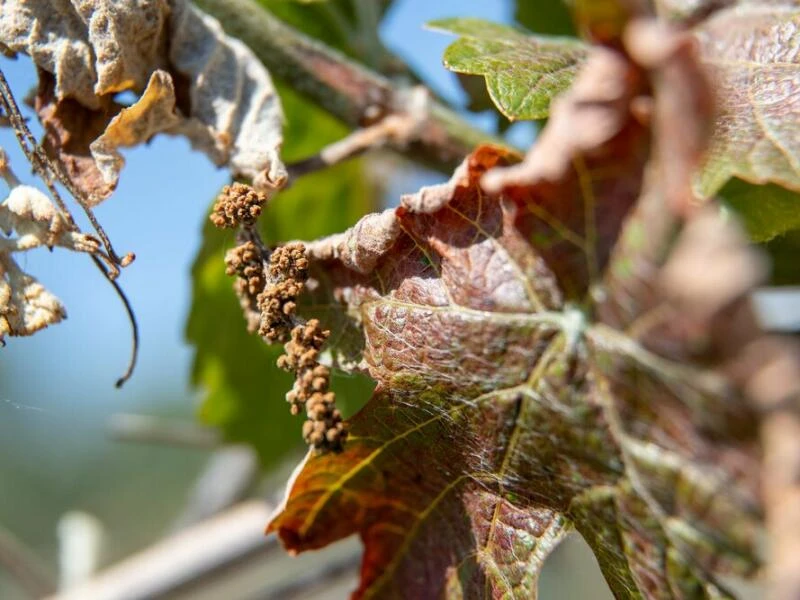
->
xmin=270 ymin=43 xmax=766 ymax=597
xmin=429 ymin=18 xmax=587 ymax=121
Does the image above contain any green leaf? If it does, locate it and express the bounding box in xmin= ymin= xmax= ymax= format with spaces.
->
xmin=452 ymin=2 xmax=577 ymax=118
xmin=186 ymin=85 xmax=377 ymax=468
xmin=694 ymin=6 xmax=800 ymax=197
xmin=428 ymin=18 xmax=587 ymax=120
xmin=721 ymin=178 xmax=800 ymax=243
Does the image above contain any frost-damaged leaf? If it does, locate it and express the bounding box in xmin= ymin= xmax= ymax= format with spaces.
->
xmin=0 ymin=0 xmax=169 ymax=108
xmin=0 ymin=255 xmax=66 ymax=343
xmin=1 ymin=0 xmax=285 ymax=202
xmin=167 ymin=0 xmax=285 ymax=188
xmin=268 ymin=33 xmax=774 ymax=598
xmin=89 ymin=70 xmax=181 ymax=192
xmin=694 ymin=5 xmax=800 ymax=197
xmin=0 ymin=183 xmax=105 ymax=343
xmin=428 ymin=18 xmax=588 ymax=120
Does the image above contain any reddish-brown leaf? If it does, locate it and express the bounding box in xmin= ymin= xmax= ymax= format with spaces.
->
xmin=267 ymin=29 xmax=783 ymax=598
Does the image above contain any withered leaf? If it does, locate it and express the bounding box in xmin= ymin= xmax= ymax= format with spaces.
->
xmin=89 ymin=70 xmax=181 ymax=201
xmin=2 ymin=0 xmax=285 ymax=201
xmin=0 ymin=254 xmax=66 ymax=342
xmin=0 ymin=0 xmax=169 ymax=109
xmin=269 ymin=37 xmax=769 ymax=599
xmin=432 ymin=4 xmax=800 ymax=245
xmin=35 ymin=71 xmax=122 ymax=202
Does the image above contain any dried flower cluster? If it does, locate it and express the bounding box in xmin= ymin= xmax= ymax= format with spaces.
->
xmin=224 ymin=239 xmax=266 ymax=333
xmin=212 ymin=183 xmax=346 ymax=451
xmin=277 ymin=320 xmax=346 ymax=451
xmin=257 ymin=243 xmax=308 ymax=342
xmin=225 ymin=241 xmax=266 ymax=296
xmin=210 ymin=182 xmax=267 ymax=229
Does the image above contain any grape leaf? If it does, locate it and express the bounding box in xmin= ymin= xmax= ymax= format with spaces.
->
xmin=186 ymin=85 xmax=377 ymax=468
xmin=269 ymin=40 xmax=772 ymax=599
xmin=428 ymin=18 xmax=588 ymax=121
xmin=694 ymin=5 xmax=800 ymax=197
xmin=450 ymin=2 xmax=577 ymax=120
xmin=3 ymin=0 xmax=285 ymax=203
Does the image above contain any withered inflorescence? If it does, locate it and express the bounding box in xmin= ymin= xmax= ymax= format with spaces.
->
xmin=257 ymin=242 xmax=308 ymax=343
xmin=278 ymin=319 xmax=346 ymax=451
xmin=224 ymin=239 xmax=265 ymax=333
xmin=211 ymin=183 xmax=346 ymax=452
xmin=210 ymin=182 xmax=267 ymax=229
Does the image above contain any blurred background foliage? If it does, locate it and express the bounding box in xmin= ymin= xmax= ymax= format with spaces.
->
xmin=0 ymin=0 xmax=795 ymax=598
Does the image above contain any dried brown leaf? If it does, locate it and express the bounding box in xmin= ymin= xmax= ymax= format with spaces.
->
xmin=89 ymin=70 xmax=180 ymax=204
xmin=0 ymin=184 xmax=101 ymax=253
xmin=35 ymin=71 xmax=121 ymax=201
xmin=0 ymin=254 xmax=66 ymax=342
xmin=0 ymin=0 xmax=169 ymax=108
xmin=2 ymin=0 xmax=285 ymax=201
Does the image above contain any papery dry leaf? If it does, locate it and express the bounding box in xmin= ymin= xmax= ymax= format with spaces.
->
xmin=35 ymin=71 xmax=121 ymax=202
xmin=0 ymin=184 xmax=101 ymax=253
xmin=268 ymin=27 xmax=776 ymax=597
xmin=0 ymin=254 xmax=66 ymax=342
xmin=0 ymin=0 xmax=169 ymax=109
xmin=88 ymin=69 xmax=180 ymax=203
xmin=167 ymin=0 xmax=286 ymax=188
xmin=1 ymin=0 xmax=285 ymax=201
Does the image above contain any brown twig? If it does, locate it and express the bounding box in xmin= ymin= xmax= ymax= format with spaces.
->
xmin=286 ymin=87 xmax=429 ymax=180
xmin=88 ymin=255 xmax=140 ymax=388
xmin=0 ymin=67 xmax=78 ymax=229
